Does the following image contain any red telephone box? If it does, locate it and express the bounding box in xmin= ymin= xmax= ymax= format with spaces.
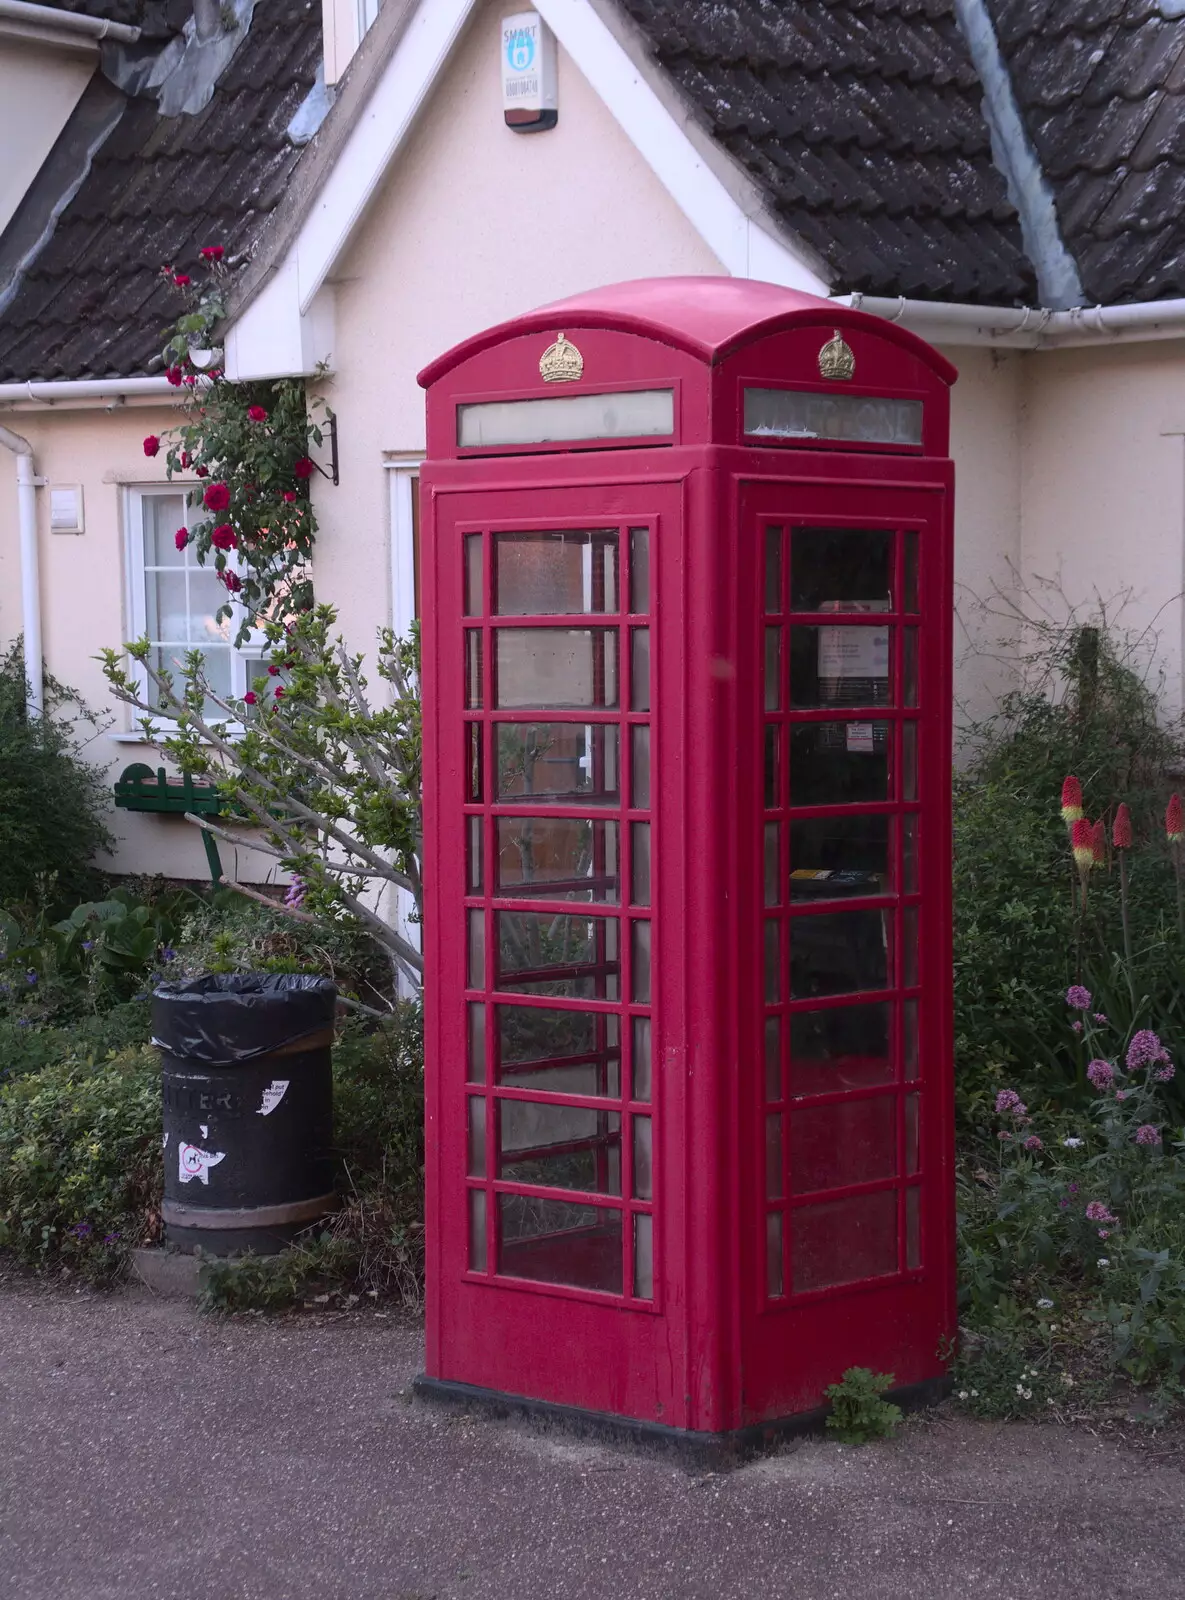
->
xmin=416 ymin=277 xmax=956 ymax=1445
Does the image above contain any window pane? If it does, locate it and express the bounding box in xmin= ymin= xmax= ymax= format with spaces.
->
xmin=498 ymin=1195 xmax=622 ymax=1293
xmin=764 ymin=822 xmax=781 ymax=904
xmin=906 ymin=1185 xmax=921 ymax=1269
xmin=197 ymin=647 xmax=232 ymax=705
xmin=792 ymin=1190 xmax=898 ymax=1292
xmin=497 ymin=1005 xmax=620 ymax=1096
xmin=903 ymin=814 xmax=918 ymax=893
xmin=633 ymin=1213 xmax=653 ymax=1299
xmin=631 ymin=921 xmax=651 ymax=1004
xmin=790 ymin=1003 xmax=892 ymax=1096
xmin=632 ymin=1115 xmax=653 ymax=1200
xmin=790 ymin=1095 xmax=897 ymax=1193
xmin=765 ymin=525 xmax=783 ymax=614
xmin=495 ymin=628 xmax=618 ymax=709
xmin=467 ymin=1002 xmax=486 ymax=1084
xmin=765 ymin=1015 xmax=781 ymax=1102
xmin=468 ymin=908 xmax=485 ymax=990
xmin=468 ymin=1188 xmax=487 ymax=1271
xmin=467 ymin=815 xmax=483 ymax=893
xmin=902 ymin=721 xmax=918 ymax=801
xmin=467 ymin=1095 xmax=486 ymax=1177
xmin=764 ymin=725 xmax=779 ymax=807
xmin=496 ymin=912 xmax=619 ymax=998
xmin=629 ymin=527 xmax=650 ymax=614
xmin=902 ymin=906 xmax=918 ymax=988
xmin=631 ymin=822 xmax=651 ymax=906
xmin=790 ymin=909 xmax=890 ymax=998
xmin=464 ymin=534 xmax=483 ymax=616
xmin=147 ymin=571 xmax=188 ymax=644
xmin=905 ymin=1092 xmax=920 ymax=1175
xmin=767 ymin=1211 xmax=784 ymax=1297
xmin=142 ymin=494 xmax=188 ymax=567
xmin=903 ymin=532 xmax=919 ymax=613
xmin=764 ymin=919 xmax=780 ymax=1002
xmin=790 ymin=528 xmax=893 ymax=611
xmin=496 ymin=816 xmax=619 ymax=902
xmin=630 ymin=628 xmax=650 ymax=712
xmin=764 ymin=628 xmax=781 ymax=710
xmin=631 ymin=725 xmax=650 ymax=810
xmin=495 ymin=722 xmax=618 ymax=805
xmin=493 ymin=530 xmax=617 ymax=615
xmin=465 ymin=630 xmax=483 ymax=708
xmin=904 ymin=998 xmax=919 ymax=1076
xmin=632 ymin=1016 xmax=652 ymax=1102
xmin=788 ymin=721 xmax=890 ymax=805
xmin=789 ymin=815 xmax=891 ymax=899
xmin=467 ymin=723 xmax=483 ymax=802
xmin=188 ymin=572 xmax=232 ymax=646
xmin=499 ymin=1102 xmax=621 ymax=1195
xmin=904 ymin=628 xmax=919 ymax=707
xmin=766 ymin=1114 xmax=784 ymax=1198
xmin=461 ymin=390 xmax=672 ymax=449
xmin=790 ymin=623 xmax=891 ymax=709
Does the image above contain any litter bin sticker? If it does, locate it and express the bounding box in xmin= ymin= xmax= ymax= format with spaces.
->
xmin=257 ymin=1079 xmax=290 ymax=1116
xmin=179 ymin=1142 xmax=226 ymax=1185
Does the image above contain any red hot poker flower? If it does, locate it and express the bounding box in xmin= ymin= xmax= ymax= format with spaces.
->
xmin=293 ymin=456 xmax=315 ymax=480
xmin=1061 ymin=776 xmax=1084 ymax=824
xmin=1091 ymin=818 xmax=1106 ymax=865
xmin=210 ymin=524 xmax=237 ymax=551
xmin=142 ymin=435 xmax=160 ymax=457
xmin=1072 ymin=818 xmax=1095 ymax=872
xmin=203 ymin=481 xmax=230 ymax=512
xmin=1168 ymin=793 xmax=1184 ymax=844
xmin=1113 ymin=803 xmax=1133 ymax=850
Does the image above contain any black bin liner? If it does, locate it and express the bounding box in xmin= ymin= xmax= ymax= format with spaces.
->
xmin=154 ymin=974 xmax=338 ymax=1254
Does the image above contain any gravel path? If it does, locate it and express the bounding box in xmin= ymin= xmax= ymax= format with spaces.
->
xmin=3 ymin=1280 xmax=1183 ymax=1599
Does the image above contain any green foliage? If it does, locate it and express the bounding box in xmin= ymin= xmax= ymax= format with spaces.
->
xmin=0 ymin=644 xmax=112 ymax=912
xmin=0 ymin=1046 xmax=162 ymax=1282
xmin=823 ymin=1367 xmax=903 ymax=1443
xmin=0 ymin=1004 xmax=151 ymax=1088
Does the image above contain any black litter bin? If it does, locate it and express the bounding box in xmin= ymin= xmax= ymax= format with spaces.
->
xmin=153 ymin=974 xmax=337 ymax=1255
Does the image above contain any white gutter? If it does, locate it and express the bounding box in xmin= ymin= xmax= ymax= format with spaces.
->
xmin=839 ymin=294 xmax=1185 ymax=349
xmin=0 ymin=424 xmax=44 ymax=719
xmin=0 ymin=0 xmax=140 ymax=42
xmin=0 ymin=376 xmax=177 ymax=406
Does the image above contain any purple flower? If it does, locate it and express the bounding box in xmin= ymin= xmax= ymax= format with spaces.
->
xmin=1086 ymin=1059 xmax=1115 ymax=1090
xmin=995 ymin=1089 xmax=1023 ymax=1114
xmin=1116 ymin=1089 xmax=1129 ymax=1102
xmin=1093 ymin=1013 xmax=1108 ymax=1024
xmin=1127 ymin=1030 xmax=1170 ymax=1071
xmin=160 ymin=948 xmax=177 ymax=963
xmin=103 ymin=1232 xmax=121 ymax=1245
xmin=1156 ymin=1064 xmax=1176 ymax=1082
xmin=1085 ymin=1201 xmax=1117 ymax=1223
xmin=1135 ymin=1124 xmax=1162 ymax=1146
xmin=69 ymin=1222 xmax=92 ymax=1238
xmin=24 ymin=970 xmax=37 ymax=986
xmin=1066 ymin=985 xmax=1092 ymax=1010
xmin=81 ymin=940 xmax=94 ymax=953
xmin=1023 ymin=1135 xmax=1044 ymax=1151
xmin=1059 ymin=1197 xmax=1070 ymax=1209
xmin=16 ymin=1018 xmax=29 ymax=1028
xmin=284 ymin=874 xmax=307 ymax=910
xmin=1068 ymin=1182 xmax=1079 ymax=1194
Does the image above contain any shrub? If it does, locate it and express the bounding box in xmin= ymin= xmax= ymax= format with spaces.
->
xmin=823 ymin=1367 xmax=902 ymax=1443
xmin=0 ymin=644 xmax=112 ymax=913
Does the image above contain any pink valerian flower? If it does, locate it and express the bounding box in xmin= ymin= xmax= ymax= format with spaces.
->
xmin=174 ymin=527 xmax=188 ymax=551
xmin=1098 ymin=1229 xmax=1111 ymax=1239
xmin=1156 ymin=1063 xmax=1176 ymax=1082
xmin=1093 ymin=1013 xmax=1108 ymax=1024
xmin=1066 ymin=985 xmax=1092 ymax=1011
xmin=1071 ymin=820 xmax=1095 ymax=873
xmin=1112 ymin=804 xmax=1133 ymax=850
xmin=1085 ymin=1201 xmax=1118 ymax=1224
xmin=997 ymin=1131 xmax=1012 ymax=1141
xmin=1086 ymin=1059 xmax=1115 ymax=1091
xmin=995 ymin=1089 xmax=1024 ymax=1115
xmin=1169 ymin=793 xmax=1184 ymax=844
xmin=1126 ymin=1030 xmax=1170 ymax=1071
xmin=1135 ymin=1125 xmax=1162 ymax=1146
xmin=1115 ymin=1089 xmax=1129 ymax=1101
xmin=1072 ymin=1021 xmax=1083 ymax=1034
xmin=1023 ymin=1135 xmax=1044 ymax=1151
xmin=284 ymin=875 xmax=306 ymax=909
xmin=1061 ymin=776 xmax=1084 ymax=825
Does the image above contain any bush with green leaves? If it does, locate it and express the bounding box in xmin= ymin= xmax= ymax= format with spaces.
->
xmin=823 ymin=1367 xmax=903 ymax=1443
xmin=0 ymin=644 xmax=112 ymax=913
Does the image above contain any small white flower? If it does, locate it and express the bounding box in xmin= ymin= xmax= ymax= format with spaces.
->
xmin=1016 ymin=1382 xmax=1024 ymax=1395
xmin=1037 ymin=1298 xmax=1054 ymax=1309
xmin=1061 ymin=1374 xmax=1074 ymax=1388
xmin=958 ymin=1390 xmax=969 ymax=1401
xmin=1022 ymin=1388 xmax=1033 ymax=1400
xmin=1049 ymin=1323 xmax=1059 ymax=1332
xmin=1097 ymin=1257 xmax=1110 ymax=1268
xmin=970 ymin=1389 xmax=979 ymax=1397
xmin=1062 ymin=1137 xmax=1084 ymax=1149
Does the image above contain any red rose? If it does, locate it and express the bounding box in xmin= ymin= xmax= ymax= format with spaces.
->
xmin=143 ymin=435 xmax=160 ymax=457
xmin=219 ymin=570 xmax=242 ymax=593
xmin=166 ymin=366 xmax=184 ymax=387
xmin=203 ymin=482 xmax=230 ymax=511
xmin=183 ymin=375 xmax=197 ymax=387
xmin=199 ymin=245 xmax=224 ymax=260
xmin=267 ymin=664 xmax=280 ymax=676
xmin=293 ymin=456 xmax=315 ymax=480
xmin=273 ymin=686 xmax=285 ymax=699
xmin=178 ymin=450 xmax=190 ymax=469
xmin=174 ymin=527 xmax=188 ymax=551
xmin=195 ymin=465 xmax=209 ymax=478
xmin=210 ymin=524 xmax=237 ymax=551
xmin=282 ymin=490 xmax=298 ymax=503
xmin=173 ymin=273 xmax=191 ymax=287
xmin=243 ymin=691 xmax=257 ymax=705
xmin=247 ymin=405 xmax=268 ymax=422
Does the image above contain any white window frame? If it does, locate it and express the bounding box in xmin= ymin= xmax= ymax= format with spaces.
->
xmin=386 ymin=458 xmax=423 ymax=993
xmin=123 ymin=484 xmax=265 ymax=729
xmin=357 ymin=0 xmax=380 ymax=40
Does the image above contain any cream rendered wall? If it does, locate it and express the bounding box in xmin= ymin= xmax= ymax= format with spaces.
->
xmin=0 ymin=404 xmax=283 ymax=882
xmin=1019 ymin=341 xmax=1185 ymax=718
xmin=0 ymin=42 xmax=95 ymax=236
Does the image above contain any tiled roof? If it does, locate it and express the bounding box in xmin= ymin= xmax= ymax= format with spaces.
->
xmin=619 ymin=0 xmax=1037 ymax=304
xmin=987 ymin=0 xmax=1185 ymax=303
xmin=0 ymin=0 xmax=320 ymax=381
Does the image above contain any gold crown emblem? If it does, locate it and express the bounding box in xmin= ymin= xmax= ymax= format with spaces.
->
xmin=818 ymin=329 xmax=855 ymax=381
xmin=539 ymin=332 xmax=584 ymax=383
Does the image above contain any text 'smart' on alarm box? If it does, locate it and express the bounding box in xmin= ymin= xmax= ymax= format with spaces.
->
xmin=414 ymin=277 xmax=957 ymax=1447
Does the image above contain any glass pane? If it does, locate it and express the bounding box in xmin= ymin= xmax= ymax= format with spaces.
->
xmin=902 ymin=721 xmax=918 ymax=802
xmin=495 ymin=722 xmax=618 ymax=805
xmin=790 ymin=909 xmax=890 ymax=999
xmin=765 ymin=1015 xmax=781 ymax=1102
xmin=904 ymin=628 xmax=919 ymax=707
xmin=465 ymin=630 xmax=483 ymax=708
xmin=766 ymin=1114 xmax=784 ymax=1198
xmin=493 ymin=530 xmax=617 ymax=615
xmin=767 ymin=1211 xmax=784 ymax=1297
xmin=903 ymin=531 xmax=919 ymax=613
xmin=788 ymin=722 xmax=890 ymax=805
xmin=467 ymin=1095 xmax=486 ymax=1177
xmin=467 ymin=909 xmax=485 ymax=989
xmin=495 ymin=629 xmax=618 ymax=709
xmin=197 ymin=648 xmax=232 ymax=707
xmin=631 ymin=921 xmax=651 ymax=1004
xmin=633 ymin=1213 xmax=653 ymax=1299
xmin=468 ymin=1188 xmax=487 ymax=1271
xmin=632 ymin=1016 xmax=651 ymax=1102
xmin=189 ymin=573 xmax=232 ymax=646
xmin=764 ymin=725 xmax=779 ymax=806
xmin=765 ymin=525 xmax=783 ymax=613
xmin=467 ymin=1002 xmax=486 ymax=1084
xmin=790 ymin=528 xmax=893 ymax=612
xmin=632 ymin=1115 xmax=653 ymax=1200
xmin=499 ymin=1101 xmax=621 ymax=1195
xmin=790 ymin=1003 xmax=892 ymax=1096
xmin=461 ymin=389 xmax=673 ymax=449
xmin=764 ymin=919 xmax=780 ymax=1002
xmin=631 ymin=725 xmax=650 ymax=810
xmin=903 ymin=814 xmax=918 ymax=894
xmin=467 ymin=815 xmax=483 ymax=893
xmin=630 ymin=628 xmax=650 ymax=712
xmin=764 ymin=822 xmax=781 ymax=905
xmin=902 ymin=906 xmax=918 ymax=988
xmin=764 ymin=628 xmax=781 ymax=710
xmin=496 ymin=817 xmax=619 ymax=902
xmin=147 ymin=571 xmax=188 ymax=644
xmin=467 ymin=723 xmax=483 ymax=802
xmin=629 ymin=528 xmax=650 ymax=614
xmin=906 ymin=1186 xmax=921 ymax=1269
xmin=905 ymin=1092 xmax=920 ymax=1175
xmin=498 ymin=1195 xmax=622 ymax=1293
xmin=143 ymin=495 xmax=188 ymax=566
xmin=464 ymin=534 xmax=483 ymax=616
xmin=790 ymin=1095 xmax=897 ymax=1194
xmin=792 ymin=1189 xmax=898 ymax=1292
xmin=789 ymin=815 xmax=891 ymax=899
xmin=904 ymin=999 xmax=919 ymax=1076
xmin=497 ymin=1005 xmax=620 ymax=1096
xmin=631 ymin=822 xmax=651 ymax=906
xmin=790 ymin=623 xmax=891 ymax=709
xmin=496 ymin=911 xmax=619 ymax=998
xmin=744 ymin=388 xmax=922 ymax=447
